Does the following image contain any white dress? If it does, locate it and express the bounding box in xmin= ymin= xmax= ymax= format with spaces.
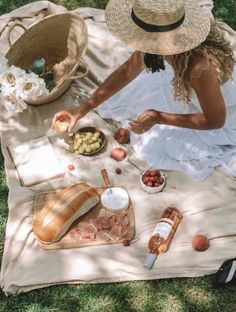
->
xmin=98 ymin=63 xmax=236 ymax=181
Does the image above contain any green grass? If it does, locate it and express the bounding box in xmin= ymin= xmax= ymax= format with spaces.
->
xmin=0 ymin=1 xmax=236 ymax=311
xmin=213 ymin=0 xmax=236 ymax=29
xmin=0 ymin=0 xmax=108 ymax=15
xmin=0 ymin=0 xmax=236 ymax=29
xmin=0 ymin=275 xmax=236 ymax=312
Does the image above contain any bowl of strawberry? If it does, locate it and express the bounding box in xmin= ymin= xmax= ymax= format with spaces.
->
xmin=140 ymin=169 xmax=166 ymax=194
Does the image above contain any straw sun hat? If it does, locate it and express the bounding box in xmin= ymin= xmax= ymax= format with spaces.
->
xmin=105 ymin=0 xmax=211 ymax=55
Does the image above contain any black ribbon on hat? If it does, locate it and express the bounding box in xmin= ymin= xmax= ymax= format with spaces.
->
xmin=131 ymin=9 xmax=185 ymax=33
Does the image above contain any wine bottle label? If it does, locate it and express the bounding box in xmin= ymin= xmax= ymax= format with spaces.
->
xmin=152 ymin=222 xmax=172 ymax=240
xmin=159 ymin=218 xmax=174 ymax=226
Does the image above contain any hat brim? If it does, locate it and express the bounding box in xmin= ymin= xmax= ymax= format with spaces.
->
xmin=105 ymin=0 xmax=211 ymax=55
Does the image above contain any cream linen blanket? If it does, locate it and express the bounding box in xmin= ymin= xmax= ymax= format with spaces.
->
xmin=1 ymin=1 xmax=236 ymax=295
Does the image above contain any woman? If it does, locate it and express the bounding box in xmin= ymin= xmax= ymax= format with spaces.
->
xmin=52 ymin=0 xmax=236 ymax=180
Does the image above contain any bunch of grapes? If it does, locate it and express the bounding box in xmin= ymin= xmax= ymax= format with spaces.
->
xmin=68 ymin=131 xmax=102 ymax=154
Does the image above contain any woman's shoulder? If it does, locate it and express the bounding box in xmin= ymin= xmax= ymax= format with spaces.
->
xmin=188 ymin=52 xmax=233 ymax=83
xmin=188 ymin=53 xmax=214 ymax=80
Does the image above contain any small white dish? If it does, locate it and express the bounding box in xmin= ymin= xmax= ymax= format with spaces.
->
xmin=140 ymin=170 xmax=166 ymax=194
xmin=101 ymin=187 xmax=129 ymax=214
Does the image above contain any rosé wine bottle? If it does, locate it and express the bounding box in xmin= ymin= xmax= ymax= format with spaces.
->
xmin=144 ymin=207 xmax=183 ymax=269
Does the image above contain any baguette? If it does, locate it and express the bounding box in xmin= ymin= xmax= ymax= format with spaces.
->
xmin=33 ymin=183 xmax=99 ymax=244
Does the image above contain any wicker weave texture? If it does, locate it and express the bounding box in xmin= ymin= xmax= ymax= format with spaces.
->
xmin=6 ymin=13 xmax=88 ymax=106
xmin=105 ymin=0 xmax=210 ymax=55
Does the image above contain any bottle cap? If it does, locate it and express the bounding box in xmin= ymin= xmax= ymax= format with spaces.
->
xmin=144 ymin=253 xmax=157 ymax=270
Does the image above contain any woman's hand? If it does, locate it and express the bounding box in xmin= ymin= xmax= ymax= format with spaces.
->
xmin=128 ymin=109 xmax=160 ymax=134
xmin=51 ymin=104 xmax=89 ymax=133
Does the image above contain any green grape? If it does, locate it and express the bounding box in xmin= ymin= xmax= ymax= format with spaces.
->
xmin=91 ymin=136 xmax=98 ymax=142
xmin=85 ymin=146 xmax=92 ymax=153
xmin=94 ymin=142 xmax=100 ymax=149
xmin=75 ymin=133 xmax=81 ymax=139
xmin=90 ymin=143 xmax=98 ymax=151
xmin=79 ymin=146 xmax=85 ymax=154
xmin=77 ymin=139 xmax=83 ymax=146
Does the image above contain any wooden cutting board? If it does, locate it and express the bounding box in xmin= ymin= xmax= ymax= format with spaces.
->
xmin=33 ymin=185 xmax=135 ymax=250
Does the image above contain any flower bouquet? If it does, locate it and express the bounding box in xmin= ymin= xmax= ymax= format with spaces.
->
xmin=0 ymin=57 xmax=51 ymax=113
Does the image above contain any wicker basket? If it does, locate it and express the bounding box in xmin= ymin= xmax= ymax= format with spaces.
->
xmin=6 ymin=13 xmax=88 ymax=106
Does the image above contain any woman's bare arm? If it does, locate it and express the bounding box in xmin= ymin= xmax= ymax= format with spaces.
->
xmin=129 ymin=59 xmax=227 ymax=133
xmin=52 ymin=51 xmax=145 ymax=132
xmin=74 ymin=51 xmax=145 ymax=115
xmin=158 ymin=60 xmax=226 ymax=129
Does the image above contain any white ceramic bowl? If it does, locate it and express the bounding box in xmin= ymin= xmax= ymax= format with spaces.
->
xmin=140 ymin=170 xmax=166 ymax=194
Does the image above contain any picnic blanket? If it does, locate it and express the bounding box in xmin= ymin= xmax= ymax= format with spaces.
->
xmin=1 ymin=1 xmax=236 ymax=295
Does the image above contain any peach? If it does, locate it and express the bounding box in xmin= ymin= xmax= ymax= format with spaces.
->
xmin=192 ymin=234 xmax=210 ymax=252
xmin=110 ymin=148 xmax=127 ymax=161
xmin=114 ymin=128 xmax=130 ymax=144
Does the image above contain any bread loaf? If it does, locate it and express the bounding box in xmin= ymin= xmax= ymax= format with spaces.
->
xmin=33 ymin=183 xmax=99 ymax=244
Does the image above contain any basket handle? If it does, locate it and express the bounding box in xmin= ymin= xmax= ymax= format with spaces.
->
xmin=63 ymin=63 xmax=89 ymax=82
xmin=7 ymin=22 xmax=27 ymax=48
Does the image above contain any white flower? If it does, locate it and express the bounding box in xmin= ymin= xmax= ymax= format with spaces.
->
xmin=0 ymin=86 xmax=27 ymax=113
xmin=15 ymin=72 xmax=49 ymax=101
xmin=0 ymin=61 xmax=50 ymax=112
xmin=0 ymin=65 xmax=25 ymax=88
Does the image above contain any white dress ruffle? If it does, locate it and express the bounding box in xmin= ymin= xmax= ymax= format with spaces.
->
xmin=98 ymin=63 xmax=236 ymax=181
